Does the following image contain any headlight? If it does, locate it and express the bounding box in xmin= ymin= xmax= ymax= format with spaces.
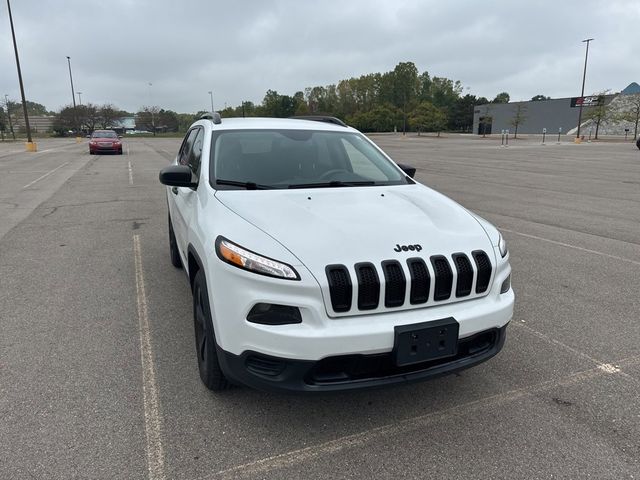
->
xmin=498 ymin=233 xmax=508 ymax=258
xmin=215 ymin=237 xmax=300 ymax=280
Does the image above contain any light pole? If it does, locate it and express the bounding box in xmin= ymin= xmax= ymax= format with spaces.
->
xmin=208 ymin=91 xmax=214 ymax=112
xmin=147 ymin=82 xmax=156 ymax=136
xmin=66 ymin=56 xmax=80 ymax=136
xmin=7 ymin=0 xmax=34 ymax=148
xmin=5 ymin=94 xmax=15 ymax=140
xmin=77 ymin=91 xmax=82 ymax=105
xmin=576 ymin=38 xmax=594 ymax=141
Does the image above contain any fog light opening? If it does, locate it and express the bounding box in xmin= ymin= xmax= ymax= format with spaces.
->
xmin=246 ymin=303 xmax=302 ymax=325
xmin=500 ymin=275 xmax=511 ymax=294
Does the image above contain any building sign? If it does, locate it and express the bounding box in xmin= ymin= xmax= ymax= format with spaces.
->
xmin=570 ymin=95 xmax=604 ymax=108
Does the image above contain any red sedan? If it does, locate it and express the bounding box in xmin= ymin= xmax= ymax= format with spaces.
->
xmin=89 ymin=130 xmax=123 ymax=155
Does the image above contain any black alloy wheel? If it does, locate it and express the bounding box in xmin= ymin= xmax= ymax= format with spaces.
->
xmin=192 ymin=270 xmax=229 ymax=391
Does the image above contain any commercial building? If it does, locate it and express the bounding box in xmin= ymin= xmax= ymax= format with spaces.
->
xmin=472 ymin=82 xmax=640 ymax=137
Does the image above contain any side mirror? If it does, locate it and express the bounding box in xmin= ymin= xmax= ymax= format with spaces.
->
xmin=159 ymin=165 xmax=197 ymax=187
xmin=397 ymin=163 xmax=416 ymax=178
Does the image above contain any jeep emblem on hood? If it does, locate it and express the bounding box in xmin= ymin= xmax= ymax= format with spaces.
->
xmin=394 ymin=244 xmax=422 ymax=252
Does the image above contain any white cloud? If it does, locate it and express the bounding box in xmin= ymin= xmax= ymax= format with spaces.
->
xmin=1 ymin=0 xmax=638 ymax=113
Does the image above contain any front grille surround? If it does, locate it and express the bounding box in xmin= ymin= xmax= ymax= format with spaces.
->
xmin=430 ymin=255 xmax=453 ymax=301
xmin=325 ymin=265 xmax=352 ymax=312
xmin=452 ymin=253 xmax=473 ymax=297
xmin=355 ymin=262 xmax=380 ymax=310
xmin=381 ymin=260 xmax=406 ymax=308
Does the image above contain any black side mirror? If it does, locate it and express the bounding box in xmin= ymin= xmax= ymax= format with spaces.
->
xmin=159 ymin=165 xmax=197 ymax=187
xmin=397 ymin=163 xmax=416 ymax=178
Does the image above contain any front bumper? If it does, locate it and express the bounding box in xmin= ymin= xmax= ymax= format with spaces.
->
xmin=90 ymin=144 xmax=122 ymax=153
xmin=217 ymin=324 xmax=508 ymax=393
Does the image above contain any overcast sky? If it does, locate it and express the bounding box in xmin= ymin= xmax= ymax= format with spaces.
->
xmin=2 ymin=0 xmax=638 ymax=114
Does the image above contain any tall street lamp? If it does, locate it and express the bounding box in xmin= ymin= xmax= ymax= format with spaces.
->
xmin=576 ymin=38 xmax=594 ymax=141
xmin=208 ymin=91 xmax=214 ymax=112
xmin=66 ymin=56 xmax=81 ymax=137
xmin=77 ymin=91 xmax=82 ymax=105
xmin=5 ymin=94 xmax=15 ymax=140
xmin=148 ymin=82 xmax=155 ymax=136
xmin=7 ymin=0 xmax=34 ymax=149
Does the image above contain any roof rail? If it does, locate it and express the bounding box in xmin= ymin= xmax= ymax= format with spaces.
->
xmin=200 ymin=111 xmax=222 ymax=124
xmin=290 ymin=115 xmax=347 ymax=127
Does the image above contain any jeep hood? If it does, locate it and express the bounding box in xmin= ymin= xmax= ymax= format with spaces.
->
xmin=215 ymin=184 xmax=494 ymax=274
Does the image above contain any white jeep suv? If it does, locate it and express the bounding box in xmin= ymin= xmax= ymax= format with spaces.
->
xmin=159 ymin=114 xmax=514 ymax=393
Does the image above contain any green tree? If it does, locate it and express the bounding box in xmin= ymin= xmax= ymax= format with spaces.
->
xmin=583 ymin=94 xmax=615 ymax=139
xmin=448 ymin=94 xmax=477 ymax=132
xmin=392 ymin=61 xmax=419 ymax=109
xmin=177 ymin=113 xmax=196 ymax=131
xmin=78 ymin=103 xmax=99 ymax=133
xmin=157 ymin=109 xmax=179 ymax=132
xmin=620 ymin=93 xmax=640 ymax=139
xmin=509 ymin=104 xmax=527 ymax=138
xmin=409 ymin=101 xmax=447 ymax=134
xmin=52 ymin=106 xmax=77 ymax=136
xmin=531 ymin=94 xmax=550 ymax=101
xmin=492 ymin=92 xmax=510 ymax=104
xmin=262 ymin=90 xmax=297 ymax=117
xmin=98 ymin=104 xmax=120 ymax=129
xmin=136 ymin=106 xmax=160 ymax=134
xmin=430 ymin=77 xmax=463 ymax=109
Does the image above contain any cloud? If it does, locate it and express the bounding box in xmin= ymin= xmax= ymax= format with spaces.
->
xmin=1 ymin=0 xmax=638 ymax=113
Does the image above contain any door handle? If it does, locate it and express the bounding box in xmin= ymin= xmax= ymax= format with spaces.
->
xmin=171 ymin=187 xmax=179 ymax=195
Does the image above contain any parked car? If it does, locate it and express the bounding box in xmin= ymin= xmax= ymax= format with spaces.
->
xmin=89 ymin=130 xmax=123 ymax=155
xmin=159 ymin=114 xmax=514 ymax=393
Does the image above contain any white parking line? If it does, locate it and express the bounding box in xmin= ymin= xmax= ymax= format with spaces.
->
xmin=209 ymin=365 xmax=613 ymax=480
xmin=502 ymin=228 xmax=640 ymax=266
xmin=128 ymin=161 xmax=134 ymax=185
xmin=21 ymin=162 xmax=70 ymax=189
xmin=133 ymin=235 xmax=166 ymax=480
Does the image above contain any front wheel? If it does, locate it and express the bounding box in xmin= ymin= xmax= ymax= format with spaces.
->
xmin=193 ymin=270 xmax=229 ymax=391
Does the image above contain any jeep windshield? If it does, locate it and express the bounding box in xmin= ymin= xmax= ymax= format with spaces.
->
xmin=210 ymin=129 xmax=410 ymax=190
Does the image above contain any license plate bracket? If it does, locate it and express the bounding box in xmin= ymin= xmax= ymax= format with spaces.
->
xmin=393 ymin=318 xmax=459 ymax=366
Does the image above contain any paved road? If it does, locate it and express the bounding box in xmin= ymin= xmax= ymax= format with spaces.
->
xmin=1 ymin=135 xmax=639 ymax=479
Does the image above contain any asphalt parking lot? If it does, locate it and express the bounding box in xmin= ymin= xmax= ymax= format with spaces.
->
xmin=1 ymin=134 xmax=639 ymax=479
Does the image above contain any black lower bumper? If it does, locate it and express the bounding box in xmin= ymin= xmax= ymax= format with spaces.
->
xmin=216 ymin=325 xmax=508 ymax=393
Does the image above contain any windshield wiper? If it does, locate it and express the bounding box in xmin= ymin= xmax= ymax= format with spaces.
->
xmin=288 ymin=180 xmax=376 ymax=189
xmin=216 ymin=179 xmax=274 ymax=190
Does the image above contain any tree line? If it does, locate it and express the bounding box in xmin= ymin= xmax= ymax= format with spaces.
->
xmin=5 ymin=61 xmax=577 ymax=136
xmin=219 ymin=62 xmax=514 ymax=133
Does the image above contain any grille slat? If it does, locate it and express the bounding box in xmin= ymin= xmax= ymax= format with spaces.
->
xmin=430 ymin=255 xmax=453 ymax=301
xmin=452 ymin=253 xmax=473 ymax=297
xmin=326 ymin=265 xmax=352 ymax=312
xmin=382 ymin=260 xmax=406 ymax=308
xmin=407 ymin=258 xmax=430 ymax=304
xmin=355 ymin=262 xmax=380 ymax=310
xmin=472 ymin=251 xmax=492 ymax=294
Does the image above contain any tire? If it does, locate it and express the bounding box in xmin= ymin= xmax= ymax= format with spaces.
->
xmin=89 ymin=150 xmax=94 ymax=155
xmin=168 ymin=213 xmax=182 ymax=268
xmin=193 ymin=270 xmax=229 ymax=391
xmin=636 ymin=137 xmax=640 ymax=150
